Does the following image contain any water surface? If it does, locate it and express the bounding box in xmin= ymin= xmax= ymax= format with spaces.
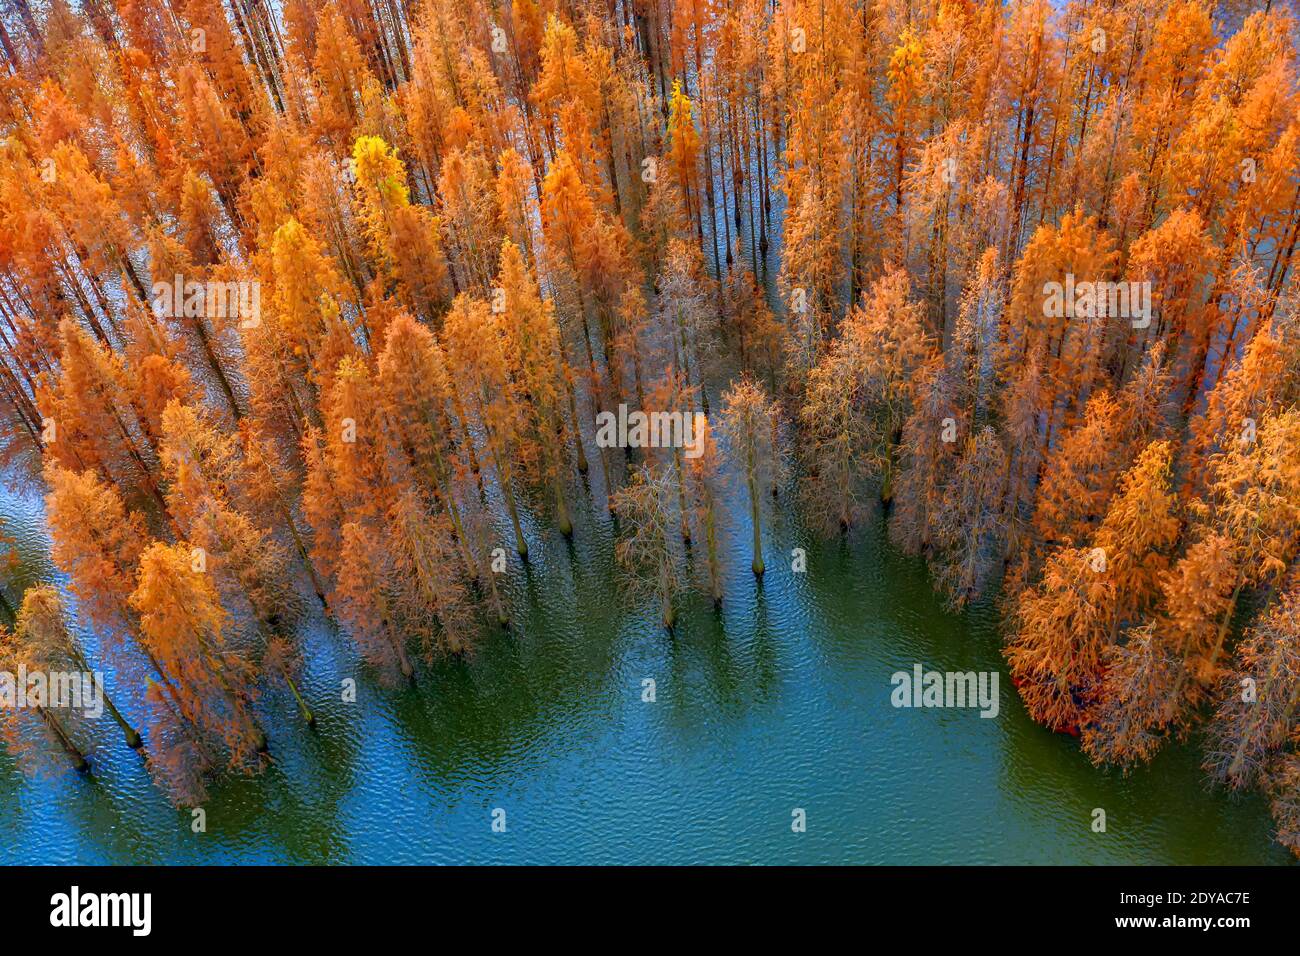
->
xmin=0 ymin=477 xmax=1288 ymax=865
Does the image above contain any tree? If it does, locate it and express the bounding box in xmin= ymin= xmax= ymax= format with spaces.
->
xmin=43 ymin=465 xmax=149 ymax=641
xmin=0 ymin=619 xmax=89 ymax=774
xmin=612 ymin=464 xmax=682 ymax=630
xmin=43 ymin=317 xmax=169 ymax=514
xmin=442 ymin=293 xmax=531 ymax=558
xmin=130 ymin=541 xmax=266 ymax=803
xmin=436 ymin=147 xmax=503 ymax=295
xmin=1081 ymin=620 xmax=1187 ymax=769
xmin=384 ymin=486 xmax=476 ymax=656
xmin=237 ymin=417 xmax=328 ymax=604
xmin=496 ymin=148 xmax=536 ymax=265
xmin=719 ymin=375 xmax=780 ymax=577
xmin=333 ymin=519 xmax=413 ymax=683
xmin=1091 ymin=440 xmax=1181 ymax=633
xmin=1184 ymin=318 xmax=1290 ymax=496
xmin=350 ymin=134 xmax=452 ymax=316
xmin=1203 ymin=585 xmax=1300 ymax=791
xmin=15 ymin=586 xmax=142 ymax=749
xmin=1006 ymin=545 xmax=1116 ymax=733
xmin=495 ymin=239 xmax=576 ymax=537
xmin=1029 ymin=389 xmax=1127 ymax=564
xmin=375 ymin=310 xmax=476 ymax=570
xmin=1189 ymin=409 xmax=1300 ymax=683
xmin=685 ymin=415 xmax=725 ymax=607
xmin=159 ymin=401 xmax=312 ymax=726
xmin=801 ymin=267 xmax=932 ymax=529
xmin=666 ymin=79 xmax=703 ymax=236
xmin=656 ymin=238 xmax=718 ymax=413
xmin=890 ymin=358 xmax=965 ymax=557
xmin=800 ymin=324 xmax=879 ymax=533
xmin=929 ymin=426 xmax=1008 ymax=609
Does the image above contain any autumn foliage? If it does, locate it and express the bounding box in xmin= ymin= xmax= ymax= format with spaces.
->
xmin=0 ymin=0 xmax=1297 ymax=855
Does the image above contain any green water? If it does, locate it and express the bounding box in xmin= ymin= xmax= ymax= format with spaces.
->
xmin=0 ymin=476 xmax=1290 ymax=865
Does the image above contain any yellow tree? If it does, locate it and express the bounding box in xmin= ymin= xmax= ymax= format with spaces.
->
xmin=666 ymin=79 xmax=703 ymax=240
xmin=352 ymin=134 xmax=451 ymax=316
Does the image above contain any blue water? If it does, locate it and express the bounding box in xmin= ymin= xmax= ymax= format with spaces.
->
xmin=0 ymin=477 xmax=1288 ymax=864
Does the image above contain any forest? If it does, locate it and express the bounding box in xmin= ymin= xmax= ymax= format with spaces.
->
xmin=0 ymin=0 xmax=1297 ymax=857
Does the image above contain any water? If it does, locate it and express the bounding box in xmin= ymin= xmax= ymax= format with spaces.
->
xmin=0 ymin=472 xmax=1289 ymax=865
